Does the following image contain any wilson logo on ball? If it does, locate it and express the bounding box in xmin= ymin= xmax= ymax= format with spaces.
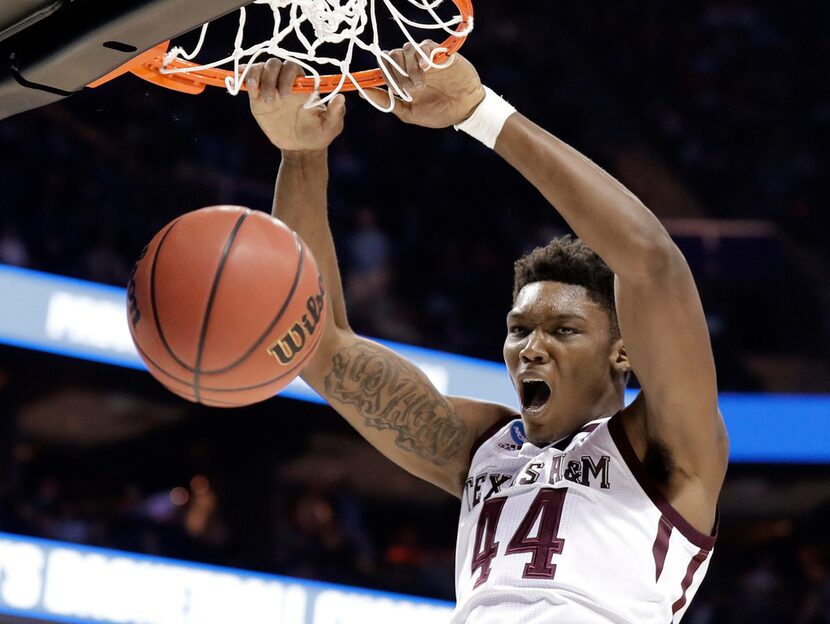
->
xmin=268 ymin=279 xmax=326 ymax=365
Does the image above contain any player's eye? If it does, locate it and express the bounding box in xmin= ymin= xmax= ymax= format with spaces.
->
xmin=508 ymin=325 xmax=529 ymax=337
xmin=555 ymin=327 xmax=578 ymax=336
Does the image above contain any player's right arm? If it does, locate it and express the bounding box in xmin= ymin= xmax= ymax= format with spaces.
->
xmin=246 ymin=60 xmax=511 ymax=496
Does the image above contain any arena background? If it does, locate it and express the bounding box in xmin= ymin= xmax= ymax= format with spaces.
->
xmin=1 ymin=0 xmax=829 ymax=622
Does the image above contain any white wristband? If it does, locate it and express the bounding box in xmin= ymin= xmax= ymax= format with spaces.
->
xmin=453 ymin=85 xmax=516 ymax=149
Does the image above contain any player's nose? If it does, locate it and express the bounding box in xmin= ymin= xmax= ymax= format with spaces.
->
xmin=519 ymin=329 xmax=550 ymax=364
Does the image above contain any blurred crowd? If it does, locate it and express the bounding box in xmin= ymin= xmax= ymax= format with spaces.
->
xmin=0 ymin=0 xmax=828 ymax=391
xmin=563 ymin=1 xmax=830 ymax=242
xmin=1 ymin=461 xmax=829 ymax=621
xmin=1 ymin=351 xmax=829 ymax=621
xmin=0 ymin=430 xmax=458 ymax=600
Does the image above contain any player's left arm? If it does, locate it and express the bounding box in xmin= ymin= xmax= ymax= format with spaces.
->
xmin=494 ymin=110 xmax=731 ymax=525
xmin=490 ymin=100 xmax=731 ymax=522
xmin=366 ymin=42 xmax=729 ymax=530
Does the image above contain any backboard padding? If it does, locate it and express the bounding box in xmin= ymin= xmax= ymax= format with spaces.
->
xmin=0 ymin=0 xmax=252 ymax=121
xmin=0 ymin=0 xmax=64 ymax=42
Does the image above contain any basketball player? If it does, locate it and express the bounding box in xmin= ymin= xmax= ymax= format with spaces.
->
xmin=245 ymin=41 xmax=728 ymax=622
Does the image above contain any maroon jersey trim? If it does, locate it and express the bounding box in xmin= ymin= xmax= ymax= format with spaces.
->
xmin=469 ymin=416 xmax=517 ymax=463
xmin=552 ymin=422 xmax=601 ymax=451
xmin=608 ymin=414 xmax=718 ymax=550
xmin=671 ymin=548 xmax=710 ymax=614
xmin=652 ymin=514 xmax=673 ymax=582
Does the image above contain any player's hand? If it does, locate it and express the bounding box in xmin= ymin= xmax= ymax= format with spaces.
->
xmin=247 ymin=59 xmax=346 ymax=152
xmin=360 ymin=40 xmax=485 ymax=128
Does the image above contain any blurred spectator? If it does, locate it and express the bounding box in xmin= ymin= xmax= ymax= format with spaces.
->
xmin=345 ymin=207 xmax=392 ymax=329
xmin=0 ymin=226 xmax=29 ymax=267
xmin=798 ymin=545 xmax=830 ymax=624
xmin=276 ymin=488 xmax=372 ymax=584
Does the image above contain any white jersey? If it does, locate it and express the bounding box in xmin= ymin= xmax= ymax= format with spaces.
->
xmin=453 ymin=414 xmax=716 ymax=624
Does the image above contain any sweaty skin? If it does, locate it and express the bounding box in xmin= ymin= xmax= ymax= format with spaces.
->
xmin=247 ymin=43 xmax=728 ymax=535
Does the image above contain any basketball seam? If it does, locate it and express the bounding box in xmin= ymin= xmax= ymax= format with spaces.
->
xmin=149 ymin=217 xmax=198 ymax=374
xmin=198 ymin=229 xmax=306 ymax=375
xmin=192 ymin=210 xmax=252 ymax=402
xmin=133 ymin=335 xmax=318 ymax=394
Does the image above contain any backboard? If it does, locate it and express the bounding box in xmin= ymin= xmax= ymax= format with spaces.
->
xmin=0 ymin=0 xmax=251 ymax=121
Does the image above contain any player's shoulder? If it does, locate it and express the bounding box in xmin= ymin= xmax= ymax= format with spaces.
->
xmin=448 ymin=396 xmax=520 ymax=464
xmin=448 ymin=396 xmax=519 ymax=461
xmin=449 ymin=396 xmax=516 ymax=424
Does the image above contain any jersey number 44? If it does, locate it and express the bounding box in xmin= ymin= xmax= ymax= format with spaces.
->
xmin=472 ymin=487 xmax=568 ymax=587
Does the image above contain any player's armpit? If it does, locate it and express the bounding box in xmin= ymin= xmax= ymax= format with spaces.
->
xmin=302 ymin=330 xmax=510 ymax=497
xmin=615 ymin=251 xmax=728 ymax=532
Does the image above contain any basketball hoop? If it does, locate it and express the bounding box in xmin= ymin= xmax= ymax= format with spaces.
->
xmin=89 ymin=0 xmax=473 ymax=112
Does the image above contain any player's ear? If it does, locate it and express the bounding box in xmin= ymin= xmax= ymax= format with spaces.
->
xmin=609 ymin=338 xmax=630 ymax=377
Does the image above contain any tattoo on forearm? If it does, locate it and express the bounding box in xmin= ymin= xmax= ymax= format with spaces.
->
xmin=324 ymin=343 xmax=467 ymax=465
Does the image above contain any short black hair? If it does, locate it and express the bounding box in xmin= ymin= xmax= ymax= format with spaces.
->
xmin=512 ymin=235 xmax=619 ymax=336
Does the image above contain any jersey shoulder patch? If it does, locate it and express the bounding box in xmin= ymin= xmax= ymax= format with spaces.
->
xmin=469 ymin=416 xmax=522 ymax=463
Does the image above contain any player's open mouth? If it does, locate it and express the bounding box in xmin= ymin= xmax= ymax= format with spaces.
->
xmin=521 ymin=379 xmax=551 ymax=413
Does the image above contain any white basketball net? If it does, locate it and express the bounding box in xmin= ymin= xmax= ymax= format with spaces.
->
xmin=159 ymin=0 xmax=473 ymax=112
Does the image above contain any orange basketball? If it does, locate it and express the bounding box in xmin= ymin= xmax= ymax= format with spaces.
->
xmin=126 ymin=206 xmax=327 ymax=407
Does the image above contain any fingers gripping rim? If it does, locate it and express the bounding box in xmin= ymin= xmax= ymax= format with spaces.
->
xmin=87 ymin=0 xmax=474 ymax=96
